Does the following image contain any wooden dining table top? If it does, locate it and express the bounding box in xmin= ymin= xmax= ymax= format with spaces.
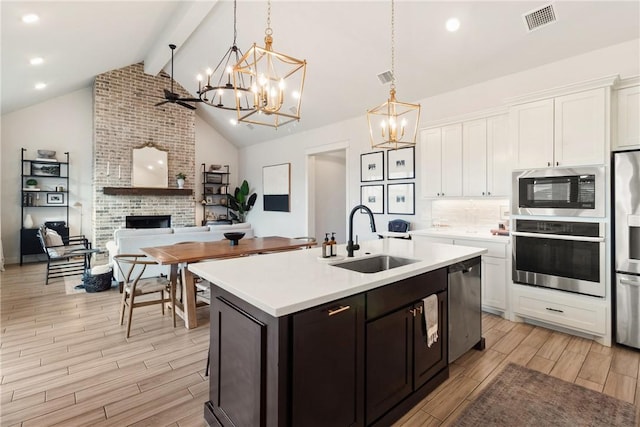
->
xmin=140 ymin=236 xmax=315 ymax=265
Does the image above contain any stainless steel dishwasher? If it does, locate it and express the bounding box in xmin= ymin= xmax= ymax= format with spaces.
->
xmin=448 ymin=256 xmax=484 ymax=363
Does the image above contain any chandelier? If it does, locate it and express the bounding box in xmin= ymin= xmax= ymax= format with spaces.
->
xmin=196 ymin=0 xmax=253 ymax=113
xmin=233 ymin=0 xmax=307 ymax=128
xmin=367 ymin=0 xmax=420 ymax=150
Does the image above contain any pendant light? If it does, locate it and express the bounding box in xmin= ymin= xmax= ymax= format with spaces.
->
xmin=233 ymin=0 xmax=307 ymax=128
xmin=196 ymin=0 xmax=253 ymax=113
xmin=367 ymin=0 xmax=421 ymax=150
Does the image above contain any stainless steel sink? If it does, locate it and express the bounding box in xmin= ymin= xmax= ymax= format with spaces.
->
xmin=331 ymin=255 xmax=419 ymax=273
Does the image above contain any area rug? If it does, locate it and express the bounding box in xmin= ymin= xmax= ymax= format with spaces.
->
xmin=452 ymin=363 xmax=637 ymax=426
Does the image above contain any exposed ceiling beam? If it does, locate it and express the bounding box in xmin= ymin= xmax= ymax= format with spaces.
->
xmin=143 ymin=1 xmax=219 ymax=76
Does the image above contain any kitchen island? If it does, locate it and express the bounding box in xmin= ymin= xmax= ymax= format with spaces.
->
xmin=190 ymin=238 xmax=486 ymax=427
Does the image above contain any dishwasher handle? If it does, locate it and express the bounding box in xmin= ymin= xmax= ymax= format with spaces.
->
xmin=448 ymin=257 xmax=481 ymax=274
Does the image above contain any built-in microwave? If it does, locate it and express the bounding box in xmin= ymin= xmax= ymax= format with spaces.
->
xmin=512 ymin=166 xmax=605 ymax=217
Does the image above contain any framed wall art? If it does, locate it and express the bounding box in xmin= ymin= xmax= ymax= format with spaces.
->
xmin=47 ymin=193 xmax=65 ymax=205
xmin=31 ymin=162 xmax=61 ymax=177
xmin=387 ymin=147 xmax=415 ymax=180
xmin=360 ymin=151 xmax=384 ymax=182
xmin=387 ymin=183 xmax=415 ymax=215
xmin=360 ymin=185 xmax=384 ymax=214
xmin=263 ymin=163 xmax=291 ymax=212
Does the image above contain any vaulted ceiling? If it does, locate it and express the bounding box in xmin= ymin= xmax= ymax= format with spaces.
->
xmin=2 ymin=1 xmax=639 ymax=147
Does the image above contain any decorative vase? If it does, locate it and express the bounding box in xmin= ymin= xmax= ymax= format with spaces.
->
xmin=23 ymin=214 xmax=34 ymax=229
xmin=177 ymin=178 xmax=185 ymax=189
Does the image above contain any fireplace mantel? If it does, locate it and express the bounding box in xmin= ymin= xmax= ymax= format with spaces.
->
xmin=103 ymin=187 xmax=193 ymax=196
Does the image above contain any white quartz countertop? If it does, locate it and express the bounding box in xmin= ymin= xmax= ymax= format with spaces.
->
xmin=410 ymin=227 xmax=510 ymax=243
xmin=189 ymin=238 xmax=486 ymax=317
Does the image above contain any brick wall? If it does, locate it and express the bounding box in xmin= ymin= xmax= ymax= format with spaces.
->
xmin=93 ymin=63 xmax=196 ymax=250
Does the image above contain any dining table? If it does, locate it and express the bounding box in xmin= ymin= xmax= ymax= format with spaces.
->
xmin=140 ymin=236 xmax=316 ymax=329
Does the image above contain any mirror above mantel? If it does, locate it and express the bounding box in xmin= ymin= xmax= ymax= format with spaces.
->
xmin=132 ymin=142 xmax=168 ymax=188
xmin=103 ymin=141 xmax=191 ymax=196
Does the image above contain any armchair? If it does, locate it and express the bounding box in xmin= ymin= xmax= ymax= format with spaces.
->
xmin=36 ymin=226 xmax=95 ymax=285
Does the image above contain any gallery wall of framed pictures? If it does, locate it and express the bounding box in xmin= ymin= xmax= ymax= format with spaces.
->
xmin=360 ymin=147 xmax=415 ymax=215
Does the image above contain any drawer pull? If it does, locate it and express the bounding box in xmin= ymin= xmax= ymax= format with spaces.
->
xmin=545 ymin=307 xmax=564 ymax=313
xmin=409 ymin=306 xmax=424 ymax=317
xmin=328 ymin=305 xmax=350 ymax=316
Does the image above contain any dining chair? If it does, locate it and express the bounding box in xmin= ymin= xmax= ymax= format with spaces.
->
xmin=113 ymin=254 xmax=176 ymax=338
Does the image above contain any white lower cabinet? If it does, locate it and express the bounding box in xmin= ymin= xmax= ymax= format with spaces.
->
xmin=454 ymin=239 xmax=507 ymax=313
xmin=481 ymin=256 xmax=507 ymax=312
xmin=511 ymin=284 xmax=607 ymax=337
xmin=412 ymin=235 xmax=508 ymax=314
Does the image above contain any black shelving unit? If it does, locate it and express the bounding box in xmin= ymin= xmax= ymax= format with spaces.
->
xmin=201 ymin=163 xmax=232 ymax=225
xmin=20 ymin=148 xmax=70 ymax=265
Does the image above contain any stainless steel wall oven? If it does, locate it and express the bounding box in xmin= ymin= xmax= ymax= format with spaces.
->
xmin=512 ymin=219 xmax=605 ymax=297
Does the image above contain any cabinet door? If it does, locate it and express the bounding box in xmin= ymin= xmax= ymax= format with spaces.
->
xmin=511 ymin=99 xmax=554 ymax=169
xmin=486 ymin=114 xmax=510 ymax=197
xmin=554 ymin=88 xmax=606 ymax=167
xmin=210 ymin=298 xmax=266 ymax=427
xmin=292 ymin=295 xmax=364 ymax=427
xmin=366 ymin=306 xmax=413 ymax=424
xmin=482 ymin=257 xmax=506 ymax=310
xmin=413 ymin=291 xmax=447 ymax=390
xmin=441 ymin=123 xmax=463 ymax=197
xmin=615 ymin=85 xmax=640 ymax=150
xmin=420 ymin=128 xmax=443 ymax=198
xmin=463 ymin=119 xmax=487 ymax=197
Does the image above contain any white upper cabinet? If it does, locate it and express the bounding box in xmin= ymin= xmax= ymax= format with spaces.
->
xmin=486 ymin=114 xmax=510 ymax=197
xmin=463 ymin=119 xmax=487 ymax=197
xmin=511 ymin=88 xmax=606 ymax=169
xmin=420 ymin=124 xmax=462 ymax=198
xmin=614 ymin=85 xmax=640 ymax=150
xmin=463 ymin=114 xmax=510 ymax=197
xmin=511 ymin=99 xmax=555 ymax=169
xmin=421 ymin=128 xmax=443 ymax=198
xmin=554 ymin=88 xmax=606 ymax=167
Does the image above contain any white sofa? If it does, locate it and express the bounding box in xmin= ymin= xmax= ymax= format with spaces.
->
xmin=106 ymin=223 xmax=254 ymax=282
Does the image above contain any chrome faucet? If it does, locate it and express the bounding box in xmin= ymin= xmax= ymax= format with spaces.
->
xmin=347 ymin=204 xmax=377 ymax=257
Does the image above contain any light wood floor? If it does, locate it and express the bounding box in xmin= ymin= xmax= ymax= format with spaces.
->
xmin=2 ymin=263 xmax=639 ymax=426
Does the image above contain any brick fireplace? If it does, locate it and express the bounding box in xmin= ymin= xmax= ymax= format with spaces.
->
xmin=93 ymin=62 xmax=196 ymax=251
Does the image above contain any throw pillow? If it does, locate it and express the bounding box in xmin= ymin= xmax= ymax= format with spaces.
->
xmin=45 ymin=228 xmax=65 ymax=257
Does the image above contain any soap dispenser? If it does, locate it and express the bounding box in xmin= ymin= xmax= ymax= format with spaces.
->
xmin=330 ymin=232 xmax=337 ymax=257
xmin=322 ymin=233 xmax=330 ymax=258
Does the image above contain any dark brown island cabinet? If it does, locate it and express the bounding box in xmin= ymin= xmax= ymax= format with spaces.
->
xmin=205 ymin=268 xmax=448 ymax=427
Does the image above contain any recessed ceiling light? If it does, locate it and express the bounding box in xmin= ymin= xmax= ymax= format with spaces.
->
xmin=30 ymin=57 xmax=44 ymax=65
xmin=229 ymin=119 xmax=237 ymax=126
xmin=446 ymin=17 xmax=460 ymax=32
xmin=22 ymin=14 xmax=39 ymax=24
xmin=34 ymin=82 xmax=46 ymax=90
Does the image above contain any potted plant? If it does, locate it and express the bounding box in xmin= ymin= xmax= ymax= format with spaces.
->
xmin=176 ymin=172 xmax=186 ymax=189
xmin=25 ymin=178 xmax=38 ymax=189
xmin=229 ymin=180 xmax=257 ymax=223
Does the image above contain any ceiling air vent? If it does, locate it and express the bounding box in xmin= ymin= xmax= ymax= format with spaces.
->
xmin=523 ymin=4 xmax=557 ymax=32
xmin=377 ymin=70 xmax=394 ymax=85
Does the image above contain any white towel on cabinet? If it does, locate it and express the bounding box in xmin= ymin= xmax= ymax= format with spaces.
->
xmin=423 ymin=294 xmax=438 ymax=348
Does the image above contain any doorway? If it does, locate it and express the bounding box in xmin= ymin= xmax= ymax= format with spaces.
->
xmin=307 ymin=144 xmax=347 ymax=243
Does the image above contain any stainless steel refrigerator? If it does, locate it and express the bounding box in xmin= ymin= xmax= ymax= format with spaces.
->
xmin=614 ymin=149 xmax=640 ymax=348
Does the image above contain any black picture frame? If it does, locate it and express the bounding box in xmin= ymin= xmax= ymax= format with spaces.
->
xmin=47 ymin=192 xmax=65 ymax=205
xmin=31 ymin=162 xmax=61 ymax=177
xmin=360 ymin=151 xmax=384 ymax=182
xmin=387 ymin=183 xmax=415 ymax=215
xmin=360 ymin=185 xmax=384 ymax=214
xmin=387 ymin=147 xmax=415 ymax=180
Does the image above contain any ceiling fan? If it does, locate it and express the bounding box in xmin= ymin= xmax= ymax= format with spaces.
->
xmin=153 ymin=44 xmax=201 ymax=110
